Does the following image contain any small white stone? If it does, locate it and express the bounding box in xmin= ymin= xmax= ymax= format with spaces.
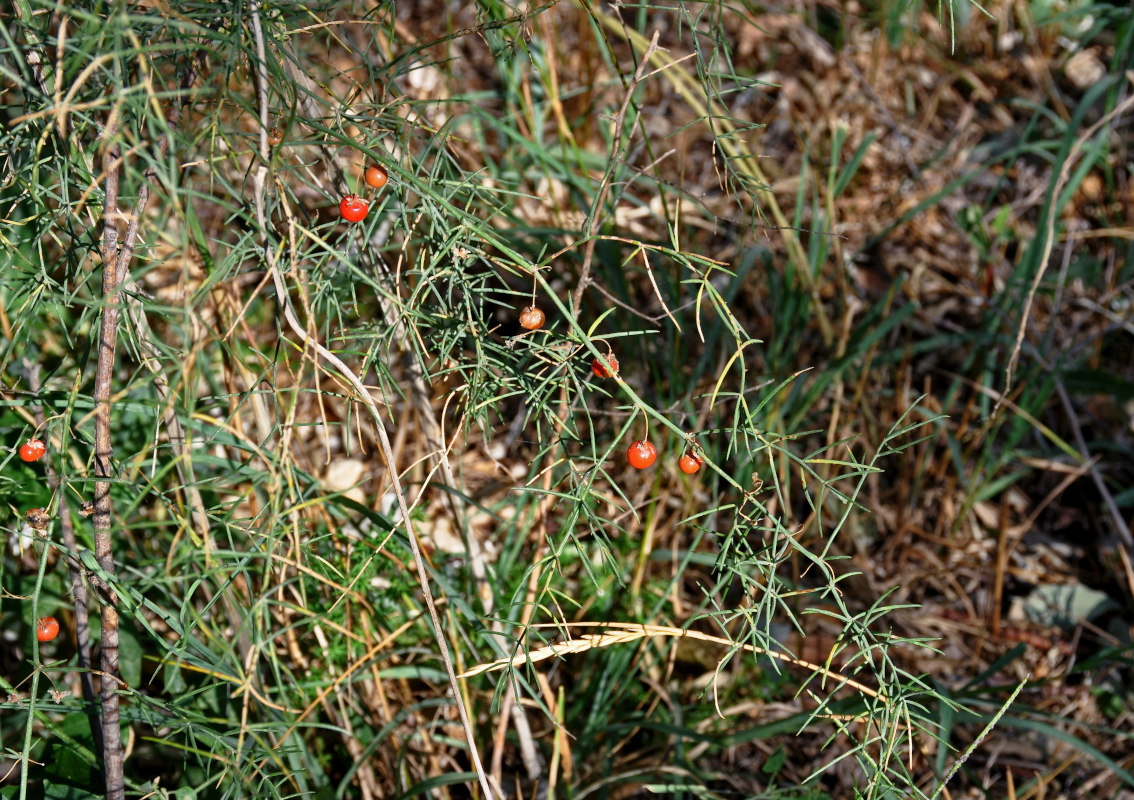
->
xmin=1065 ymin=49 xmax=1105 ymax=90
xmin=324 ymin=458 xmax=366 ymax=493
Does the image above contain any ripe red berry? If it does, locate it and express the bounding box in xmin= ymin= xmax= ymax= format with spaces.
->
xmin=591 ymin=353 xmax=618 ymax=378
xmin=519 ymin=306 xmax=545 ymax=330
xmin=339 ymin=194 xmax=369 ymax=223
xmin=364 ymin=164 xmax=388 ymax=189
xmin=267 ymin=127 xmax=283 ymax=147
xmin=19 ymin=439 xmax=46 ymax=462
xmin=37 ymin=616 xmax=60 ymax=642
xmin=627 ymin=440 xmax=657 ymax=469
xmin=679 ymin=450 xmax=703 ymax=474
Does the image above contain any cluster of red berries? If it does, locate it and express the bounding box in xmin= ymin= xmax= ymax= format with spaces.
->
xmin=339 ymin=165 xmax=390 ymax=224
xmin=587 ymin=348 xmax=703 ymax=473
xmin=13 ymin=440 xmax=60 ymax=644
xmin=625 ymin=440 xmax=702 ymax=473
xmin=336 ymin=155 xmax=702 ymax=473
xmin=515 ymin=303 xmax=705 ymax=474
xmin=268 ymin=125 xmax=386 ymax=224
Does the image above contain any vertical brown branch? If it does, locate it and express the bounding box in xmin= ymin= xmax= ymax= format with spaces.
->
xmin=94 ymin=133 xmax=125 ymax=800
xmin=87 ymin=47 xmax=208 ymax=800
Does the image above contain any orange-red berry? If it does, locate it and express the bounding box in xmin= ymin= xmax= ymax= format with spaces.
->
xmin=267 ymin=127 xmax=283 ymax=146
xmin=339 ymin=194 xmax=369 ymax=223
xmin=364 ymin=165 xmax=388 ymax=189
xmin=19 ymin=439 xmax=46 ymax=462
xmin=679 ymin=451 xmax=703 ymax=474
xmin=591 ymin=353 xmax=618 ymax=378
xmin=627 ymin=440 xmax=657 ymax=469
xmin=37 ymin=616 xmax=60 ymax=642
xmin=519 ymin=306 xmax=546 ymax=330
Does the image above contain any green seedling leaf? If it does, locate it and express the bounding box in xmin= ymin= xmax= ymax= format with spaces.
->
xmin=834 ymin=131 xmax=877 ymax=197
xmin=763 ymin=744 xmax=787 ymax=777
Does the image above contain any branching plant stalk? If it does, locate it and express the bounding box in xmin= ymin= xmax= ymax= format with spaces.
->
xmin=572 ymin=31 xmax=662 ymax=314
xmin=88 ymin=42 xmax=207 ymax=800
xmin=93 ymin=132 xmax=125 ymax=800
xmin=494 ymin=39 xmax=676 ymax=781
xmin=246 ymin=4 xmax=495 ymax=797
xmin=255 ymin=157 xmax=498 ymax=800
xmin=495 ymin=38 xmax=673 ymax=782
xmin=14 ymin=9 xmax=102 ymax=743
xmin=13 ymin=0 xmax=213 ymax=555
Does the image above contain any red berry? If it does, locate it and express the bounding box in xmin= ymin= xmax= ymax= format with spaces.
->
xmin=37 ymin=616 xmax=60 ymax=642
xmin=364 ymin=165 xmax=388 ymax=189
xmin=591 ymin=353 xmax=618 ymax=378
xmin=679 ymin=451 xmax=703 ymax=474
xmin=339 ymin=194 xmax=369 ymax=223
xmin=267 ymin=127 xmax=283 ymax=146
xmin=519 ymin=306 xmax=545 ymax=330
xmin=19 ymin=439 xmax=46 ymax=462
xmin=627 ymin=440 xmax=657 ymax=469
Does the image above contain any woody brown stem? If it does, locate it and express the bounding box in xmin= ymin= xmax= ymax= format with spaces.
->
xmin=90 ymin=46 xmax=208 ymax=800
xmin=94 ymin=133 xmax=125 ymax=800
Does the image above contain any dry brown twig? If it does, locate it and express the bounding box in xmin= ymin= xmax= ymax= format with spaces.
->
xmin=1053 ymin=378 xmax=1134 ymax=553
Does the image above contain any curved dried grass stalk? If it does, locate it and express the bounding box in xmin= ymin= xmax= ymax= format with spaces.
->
xmin=461 ymin=621 xmax=886 ymax=706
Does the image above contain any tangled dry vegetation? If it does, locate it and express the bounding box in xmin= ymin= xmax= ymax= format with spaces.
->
xmin=164 ymin=1 xmax=1131 ymax=796
xmin=4 ymin=0 xmax=1132 ymax=797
